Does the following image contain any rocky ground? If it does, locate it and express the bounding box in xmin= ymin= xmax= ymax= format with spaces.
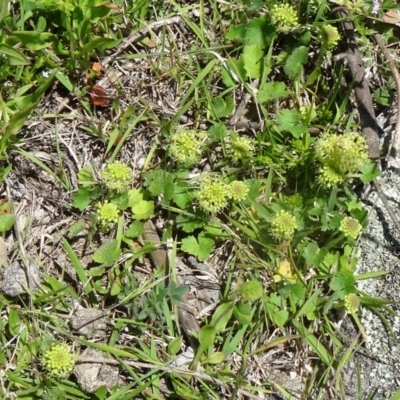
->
xmin=342 ymin=169 xmax=400 ymax=399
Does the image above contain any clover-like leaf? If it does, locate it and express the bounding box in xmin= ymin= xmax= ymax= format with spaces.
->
xmin=131 ymin=200 xmax=154 ymax=220
xmin=93 ymin=240 xmax=120 ymax=266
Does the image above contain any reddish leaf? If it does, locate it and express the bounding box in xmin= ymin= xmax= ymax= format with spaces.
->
xmin=89 ymin=85 xmax=109 ymax=106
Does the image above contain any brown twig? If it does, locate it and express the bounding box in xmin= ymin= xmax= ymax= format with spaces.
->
xmin=229 ymin=79 xmax=260 ymax=128
xmin=334 ymin=8 xmax=400 ymax=234
xmin=334 ymin=7 xmax=381 ymax=161
xmin=373 ymin=33 xmax=400 ymax=167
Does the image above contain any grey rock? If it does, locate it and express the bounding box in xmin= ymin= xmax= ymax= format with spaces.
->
xmin=0 ymin=261 xmax=40 ymax=296
xmin=74 ymin=347 xmax=119 ymax=393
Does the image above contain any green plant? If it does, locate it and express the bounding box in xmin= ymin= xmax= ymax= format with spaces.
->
xmin=2 ymin=0 xmax=399 ymax=398
xmin=41 ymin=343 xmax=76 ymax=378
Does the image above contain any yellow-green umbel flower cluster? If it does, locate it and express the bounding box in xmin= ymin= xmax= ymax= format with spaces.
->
xmin=270 ymin=4 xmax=299 ymax=32
xmin=270 ymin=210 xmax=298 ymax=241
xmin=315 ymin=132 xmax=369 ymax=187
xmin=229 ymin=180 xmax=249 ymax=202
xmin=96 ymin=201 xmax=119 ymax=228
xmin=169 ymin=129 xmax=206 ymax=166
xmin=344 ymin=293 xmax=360 ymax=314
xmin=197 ymin=177 xmax=230 ymax=214
xmin=101 ymin=161 xmax=132 ymax=192
xmin=321 ymin=25 xmax=341 ymax=49
xmin=339 ymin=216 xmax=362 ymax=239
xmin=229 ymin=135 xmax=255 ymax=162
xmin=42 ymin=343 xmax=76 ymax=378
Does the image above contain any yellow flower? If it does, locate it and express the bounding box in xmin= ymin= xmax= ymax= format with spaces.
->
xmin=273 ymin=259 xmax=296 ymax=282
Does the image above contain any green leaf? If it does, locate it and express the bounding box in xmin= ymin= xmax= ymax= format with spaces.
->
xmin=246 ymin=16 xmax=275 ymax=48
xmin=198 ymin=325 xmax=216 ymax=350
xmin=131 ymin=200 xmax=154 ymax=220
xmin=242 ymin=45 xmax=263 ymax=79
xmin=110 ymin=277 xmax=122 ymax=296
xmin=359 ymin=294 xmax=393 ymax=308
xmin=280 ymin=282 xmax=305 ymax=304
xmin=300 ymin=241 xmax=320 ymax=266
xmin=240 ymin=281 xmax=263 ymax=301
xmin=0 ymin=214 xmax=15 ymax=232
xmin=0 ymin=0 xmax=9 ymax=23
xmin=8 ymin=308 xmax=21 ymax=336
xmin=72 ymin=187 xmax=99 ymax=211
xmin=62 ymin=236 xmax=94 ymax=296
xmin=221 ymin=66 xmax=236 ymax=87
xmin=212 ymin=96 xmax=234 ymax=118
xmin=330 ymin=271 xmax=355 ymax=293
xmin=145 ymin=170 xmax=175 ymax=202
xmin=203 ymin=351 xmax=225 ymax=365
xmin=226 ymin=25 xmax=247 ymax=42
xmin=4 ymin=69 xmax=56 ymax=135
xmin=234 ymin=302 xmax=252 ymax=325
xmin=204 ymin=221 xmax=231 ymax=238
xmin=128 ymin=189 xmax=145 ymax=207
xmin=388 ymin=387 xmax=400 ymax=400
xmin=208 ymin=122 xmax=227 ymax=141
xmin=173 ymin=183 xmax=193 ymax=209
xmin=93 ymin=240 xmax=121 ymax=266
xmin=271 ymin=309 xmax=289 ymax=329
xmin=374 ymin=87 xmax=394 ymax=107
xmin=181 ymin=234 xmax=215 ymax=261
xmin=77 ymin=165 xmax=97 ymax=186
xmin=168 ymin=337 xmax=182 ymax=356
xmin=210 ymin=302 xmax=234 ymax=333
xmin=258 ymin=81 xmax=288 ymax=104
xmin=284 ymin=46 xmax=308 ymax=80
xmin=360 ymin=162 xmax=380 ymax=182
xmin=87 ymin=266 xmax=106 ymax=277
xmin=111 ymin=192 xmax=129 ymax=210
xmin=0 ymin=44 xmax=30 ymax=66
xmin=276 ymin=108 xmax=307 ymax=138
xmin=78 ymin=37 xmax=120 ymax=55
xmin=125 ymin=221 xmax=144 ymax=239
xmin=67 ymin=221 xmax=86 ymax=238
xmin=176 ymin=213 xmax=205 ymax=233
xmin=10 ymin=31 xmax=54 ymax=51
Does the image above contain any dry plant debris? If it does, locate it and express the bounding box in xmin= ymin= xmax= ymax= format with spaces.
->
xmin=1 ymin=1 xmax=400 ymax=399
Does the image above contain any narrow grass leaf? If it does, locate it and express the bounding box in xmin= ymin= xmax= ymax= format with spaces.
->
xmin=61 ymin=235 xmax=94 ymax=296
xmin=389 ymin=388 xmax=400 ymax=400
xmin=0 ymin=43 xmax=30 ymax=65
xmin=292 ymin=319 xmax=332 ymax=366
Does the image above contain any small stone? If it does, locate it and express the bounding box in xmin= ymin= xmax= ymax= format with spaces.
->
xmin=0 ymin=261 xmax=40 ymax=296
xmin=74 ymin=348 xmax=119 ymax=393
xmin=70 ymin=309 xmax=108 ymax=338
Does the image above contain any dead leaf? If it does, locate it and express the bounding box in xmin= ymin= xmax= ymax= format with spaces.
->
xmin=380 ymin=9 xmax=400 ymax=25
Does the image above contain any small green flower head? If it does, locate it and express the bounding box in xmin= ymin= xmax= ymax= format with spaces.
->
xmin=321 ymin=25 xmax=341 ymax=49
xmin=270 ymin=4 xmax=299 ymax=32
xmin=229 ymin=181 xmax=249 ymax=202
xmin=315 ymin=132 xmax=369 ymax=187
xmin=197 ymin=177 xmax=230 ymax=214
xmin=96 ymin=201 xmax=119 ymax=228
xmin=318 ymin=165 xmax=345 ymax=188
xmin=229 ymin=133 xmax=255 ymax=162
xmin=101 ymin=161 xmax=132 ymax=192
xmin=344 ymin=293 xmax=360 ymax=314
xmin=169 ymin=129 xmax=206 ymax=166
xmin=270 ymin=210 xmax=298 ymax=241
xmin=339 ymin=216 xmax=362 ymax=239
xmin=42 ymin=343 xmax=76 ymax=378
